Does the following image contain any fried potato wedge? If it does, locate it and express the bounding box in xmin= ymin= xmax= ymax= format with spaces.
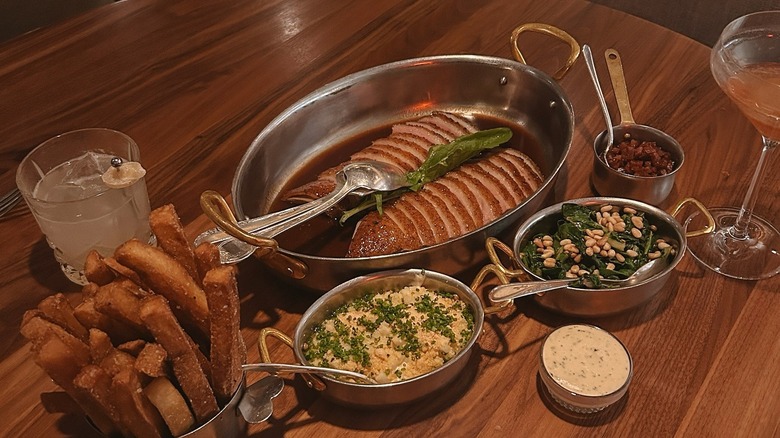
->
xmin=33 ymin=335 xmax=116 ymax=435
xmin=111 ymin=367 xmax=167 ymax=438
xmin=74 ymin=365 xmax=129 ymax=437
xmin=140 ymin=295 xmax=218 ymax=423
xmin=103 ymin=256 xmax=147 ymax=288
xmin=21 ymin=313 xmax=90 ymax=356
xmin=194 ymin=242 xmax=222 ymax=283
xmin=117 ymin=339 xmax=147 ymax=356
xmin=144 ymin=376 xmax=196 ymax=436
xmin=84 ymin=250 xmax=115 ymax=286
xmin=203 ymin=266 xmax=245 ymax=403
xmin=150 ymin=204 xmax=200 ymax=282
xmin=37 ymin=293 xmax=89 ymax=340
xmin=135 ymin=342 xmax=169 ymax=378
xmin=94 ymin=281 xmax=148 ymax=335
xmin=116 ymin=239 xmax=210 ymax=338
xmin=88 ymin=328 xmax=115 ymax=363
xmin=73 ymin=298 xmax=144 ymax=344
xmin=81 ymin=282 xmax=100 ymax=300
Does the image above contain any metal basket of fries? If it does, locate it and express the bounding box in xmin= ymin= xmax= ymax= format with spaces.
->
xmin=20 ymin=204 xmax=252 ymax=437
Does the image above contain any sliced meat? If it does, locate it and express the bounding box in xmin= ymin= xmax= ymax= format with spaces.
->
xmin=283 ymin=112 xmax=477 ymax=202
xmin=347 ymin=148 xmax=544 ymax=257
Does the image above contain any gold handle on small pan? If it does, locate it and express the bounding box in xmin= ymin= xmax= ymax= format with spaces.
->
xmin=258 ymin=328 xmax=325 ymax=391
xmin=671 ymin=197 xmax=716 ymax=238
xmin=471 ymin=237 xmax=533 ymax=314
xmin=510 ymin=23 xmax=581 ymax=80
xmin=604 ymin=48 xmax=636 ymax=125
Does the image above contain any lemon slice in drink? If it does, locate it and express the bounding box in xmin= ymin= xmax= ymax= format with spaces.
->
xmin=101 ymin=159 xmax=146 ymax=189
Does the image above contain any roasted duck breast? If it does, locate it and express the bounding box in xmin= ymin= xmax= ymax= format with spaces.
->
xmin=282 ymin=112 xmax=544 ymax=257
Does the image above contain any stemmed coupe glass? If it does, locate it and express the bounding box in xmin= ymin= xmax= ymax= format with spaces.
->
xmin=687 ymin=11 xmax=780 ymax=280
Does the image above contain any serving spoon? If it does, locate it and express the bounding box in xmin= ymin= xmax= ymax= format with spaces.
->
xmin=488 ymin=258 xmax=667 ymax=302
xmin=196 ymin=161 xmax=409 ymax=264
xmin=583 ymin=44 xmax=614 ymax=150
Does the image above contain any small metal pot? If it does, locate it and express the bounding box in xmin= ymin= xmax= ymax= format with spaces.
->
xmin=260 ymin=269 xmax=487 ymax=408
xmin=474 ymin=197 xmax=713 ymax=317
xmin=591 ymin=49 xmax=684 ymax=205
xmin=592 ymin=126 xmax=685 ymax=205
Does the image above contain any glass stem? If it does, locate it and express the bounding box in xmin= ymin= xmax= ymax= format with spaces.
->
xmin=731 ymin=137 xmax=777 ymax=239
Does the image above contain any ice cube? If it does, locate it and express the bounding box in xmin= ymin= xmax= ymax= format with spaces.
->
xmin=34 ymin=152 xmax=112 ymax=201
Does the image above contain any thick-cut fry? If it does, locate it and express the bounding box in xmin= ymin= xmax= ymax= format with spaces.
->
xmin=37 ymin=293 xmax=89 ymax=340
xmin=84 ymin=250 xmax=115 ymax=285
xmin=194 ymin=242 xmax=222 ymax=283
xmin=135 ymin=342 xmax=169 ymax=378
xmin=33 ymin=335 xmax=115 ymax=435
xmin=81 ymin=282 xmax=100 ymax=300
xmin=111 ymin=368 xmax=167 ymax=438
xmin=94 ymin=281 xmax=148 ymax=335
xmin=203 ymin=265 xmax=245 ymax=403
xmin=88 ymin=329 xmax=115 ymax=363
xmin=100 ymin=349 xmax=137 ymax=377
xmin=140 ymin=295 xmax=218 ymax=422
xmin=23 ymin=201 xmax=250 ymax=437
xmin=73 ymin=299 xmax=144 ymax=344
xmin=144 ymin=377 xmax=196 ymax=436
xmin=116 ymin=239 xmax=210 ymax=338
xmin=21 ymin=313 xmax=90 ymax=356
xmin=104 ymin=256 xmax=147 ymax=289
xmin=150 ymin=204 xmax=200 ymax=282
xmin=74 ymin=365 xmax=130 ymax=437
xmin=118 ymin=339 xmax=147 ymax=356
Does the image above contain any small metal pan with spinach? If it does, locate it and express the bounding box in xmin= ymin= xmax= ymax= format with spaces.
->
xmin=519 ymin=203 xmax=677 ymax=288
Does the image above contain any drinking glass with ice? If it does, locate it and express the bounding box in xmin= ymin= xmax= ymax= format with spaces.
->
xmin=16 ymin=129 xmax=152 ymax=284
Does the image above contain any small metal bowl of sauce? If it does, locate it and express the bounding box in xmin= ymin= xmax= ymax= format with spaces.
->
xmin=538 ymin=324 xmax=633 ymax=413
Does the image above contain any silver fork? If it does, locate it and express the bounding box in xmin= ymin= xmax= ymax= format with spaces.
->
xmin=0 ymin=187 xmax=23 ymax=218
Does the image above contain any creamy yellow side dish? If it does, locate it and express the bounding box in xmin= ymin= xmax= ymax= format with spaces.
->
xmin=303 ymin=286 xmax=474 ymax=383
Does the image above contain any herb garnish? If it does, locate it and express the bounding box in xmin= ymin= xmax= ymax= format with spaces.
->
xmin=302 ymin=286 xmax=475 ymax=383
xmin=339 ymin=127 xmax=512 ymax=224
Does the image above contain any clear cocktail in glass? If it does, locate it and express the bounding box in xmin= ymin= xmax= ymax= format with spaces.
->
xmin=16 ymin=128 xmax=152 ymax=284
xmin=687 ymin=11 xmax=780 ymax=280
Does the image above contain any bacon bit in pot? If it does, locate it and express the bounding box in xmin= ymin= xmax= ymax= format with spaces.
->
xmin=606 ymin=138 xmax=674 ymax=176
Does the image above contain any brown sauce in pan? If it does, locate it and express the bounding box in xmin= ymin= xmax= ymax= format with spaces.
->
xmin=269 ymin=114 xmax=546 ymax=257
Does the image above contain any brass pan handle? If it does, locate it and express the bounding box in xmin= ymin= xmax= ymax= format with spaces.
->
xmin=200 ymin=190 xmax=279 ymax=257
xmin=671 ymin=197 xmax=716 ymax=238
xmin=258 ymin=328 xmax=325 ymax=391
xmin=510 ymin=23 xmax=581 ymax=80
xmin=199 ymin=191 xmax=308 ymax=277
xmin=470 ymin=237 xmax=532 ymax=314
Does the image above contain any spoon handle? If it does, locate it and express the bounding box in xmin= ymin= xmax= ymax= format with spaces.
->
xmin=583 ymin=45 xmax=614 ymax=147
xmin=242 ymin=363 xmax=374 ymax=383
xmin=489 ymin=279 xmax=572 ymax=302
xmin=605 ymin=48 xmax=636 ymax=125
xmin=196 ymin=176 xmax=353 ymax=264
xmin=197 ymin=175 xmax=349 ymax=248
xmin=252 ymin=179 xmax=354 ymax=239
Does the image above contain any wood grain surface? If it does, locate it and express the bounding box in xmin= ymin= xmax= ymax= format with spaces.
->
xmin=0 ymin=0 xmax=778 ymax=437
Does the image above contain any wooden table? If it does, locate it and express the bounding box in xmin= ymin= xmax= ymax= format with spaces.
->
xmin=1 ymin=0 xmax=778 ymax=436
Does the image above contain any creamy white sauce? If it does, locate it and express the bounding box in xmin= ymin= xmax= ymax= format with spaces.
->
xmin=542 ymin=324 xmax=631 ymax=396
